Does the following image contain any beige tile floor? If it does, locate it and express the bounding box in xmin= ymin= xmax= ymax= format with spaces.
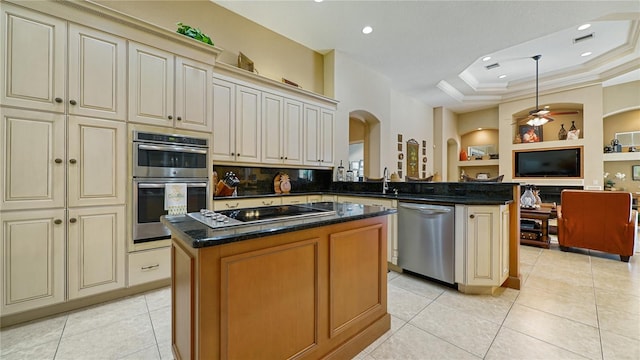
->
xmin=1 ymin=243 xmax=639 ymax=360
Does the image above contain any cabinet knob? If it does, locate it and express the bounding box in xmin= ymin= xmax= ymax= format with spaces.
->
xmin=69 ymin=159 xmax=77 ymax=164
xmin=280 ymin=156 xmax=284 ymax=159
xmin=237 ymin=153 xmax=240 ymax=156
xmin=231 ymin=152 xmax=235 ymax=156
xmin=55 ymin=97 xmax=63 ymax=103
xmin=69 ymin=218 xmax=77 ymax=223
xmin=469 ymin=214 xmax=475 ymax=219
xmin=168 ymin=115 xmax=173 ymax=120
xmin=54 ymin=158 xmax=63 ymax=164
xmin=177 ymin=116 xmax=182 ymax=121
xmin=54 ymin=219 xmax=62 ymax=225
xmin=284 ymin=157 xmax=288 ymax=160
xmin=69 ymin=99 xmax=77 ymax=105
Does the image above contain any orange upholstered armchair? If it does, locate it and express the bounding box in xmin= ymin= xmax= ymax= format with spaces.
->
xmin=557 ymin=190 xmax=638 ymax=262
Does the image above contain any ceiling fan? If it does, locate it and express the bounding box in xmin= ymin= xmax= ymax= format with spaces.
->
xmin=513 ymin=55 xmax=580 ymax=126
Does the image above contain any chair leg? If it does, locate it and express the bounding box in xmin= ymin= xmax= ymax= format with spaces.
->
xmin=620 ymin=255 xmax=630 ymax=262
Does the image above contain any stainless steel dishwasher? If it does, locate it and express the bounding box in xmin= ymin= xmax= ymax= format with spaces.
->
xmin=397 ymin=202 xmax=455 ymax=284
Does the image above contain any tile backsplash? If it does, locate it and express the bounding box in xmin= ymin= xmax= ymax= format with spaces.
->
xmin=212 ymin=165 xmax=332 ymax=198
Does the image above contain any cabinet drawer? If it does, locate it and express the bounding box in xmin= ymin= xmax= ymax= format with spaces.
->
xmin=128 ymin=247 xmax=171 ymax=286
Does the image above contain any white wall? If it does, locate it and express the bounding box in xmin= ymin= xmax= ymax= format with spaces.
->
xmin=331 ymin=51 xmax=432 ymax=179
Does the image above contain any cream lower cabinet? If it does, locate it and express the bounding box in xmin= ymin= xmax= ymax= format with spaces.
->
xmin=67 ymin=206 xmax=126 ymax=299
xmin=128 ymin=247 xmax=171 ymax=287
xmin=455 ymin=204 xmax=509 ymax=293
xmin=213 ymin=197 xmax=280 ymax=211
xmin=0 ymin=209 xmax=66 ymax=315
xmin=337 ymin=196 xmax=398 ymax=265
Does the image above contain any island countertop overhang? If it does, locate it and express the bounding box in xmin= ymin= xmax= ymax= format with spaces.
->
xmin=161 ymin=201 xmax=397 ymax=248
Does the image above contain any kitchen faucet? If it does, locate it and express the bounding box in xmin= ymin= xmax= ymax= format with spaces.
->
xmin=382 ymin=167 xmax=389 ymax=194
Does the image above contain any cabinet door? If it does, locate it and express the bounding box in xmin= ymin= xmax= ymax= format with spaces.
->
xmin=212 ymin=78 xmax=236 ymax=162
xmin=0 ymin=4 xmax=65 ymax=112
xmin=283 ymin=99 xmax=304 ymax=165
xmin=175 ymin=57 xmax=213 ymax=132
xmin=0 ymin=209 xmax=66 ymax=315
xmin=1 ymin=108 xmax=65 ymax=211
xmin=67 ymin=116 xmax=126 ymax=207
xmin=128 ymin=42 xmax=175 ymax=127
xmin=235 ymin=86 xmax=261 ymax=163
xmin=319 ymin=108 xmax=335 ymax=166
xmin=261 ymin=92 xmax=284 ymax=165
xmin=67 ymin=205 xmax=126 ymax=299
xmin=303 ymin=104 xmax=320 ymax=165
xmin=68 ymin=24 xmax=126 ymax=121
xmin=465 ymin=205 xmax=501 ymax=286
xmin=213 ymin=197 xmax=281 ymax=211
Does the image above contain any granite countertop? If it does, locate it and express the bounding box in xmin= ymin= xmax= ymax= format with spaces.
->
xmin=213 ymin=191 xmax=512 ymax=206
xmin=161 ymin=202 xmax=396 ymax=248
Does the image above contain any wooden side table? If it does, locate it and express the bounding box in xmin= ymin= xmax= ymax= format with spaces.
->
xmin=520 ymin=207 xmax=552 ymax=248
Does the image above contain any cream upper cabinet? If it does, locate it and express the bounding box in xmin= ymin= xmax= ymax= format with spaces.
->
xmin=68 ymin=24 xmax=127 ymax=121
xmin=212 ymin=77 xmax=236 ymax=162
xmin=261 ymin=93 xmax=285 ymax=165
xmin=212 ymin=79 xmax=261 ymax=163
xmin=0 ymin=209 xmax=66 ymax=315
xmin=304 ymin=104 xmax=335 ymax=167
xmin=455 ymin=204 xmax=509 ymax=290
xmin=128 ymin=42 xmax=175 ymax=127
xmin=235 ymin=85 xmax=262 ymax=163
xmin=129 ymin=42 xmax=213 ymax=132
xmin=0 ymin=4 xmax=66 ymax=113
xmin=1 ymin=108 xmax=65 ymax=211
xmin=175 ymin=56 xmax=213 ymax=131
xmin=67 ymin=205 xmax=126 ymax=299
xmin=262 ymin=93 xmax=304 ymax=165
xmin=67 ymin=116 xmax=126 ymax=207
xmin=319 ymin=108 xmax=335 ymax=166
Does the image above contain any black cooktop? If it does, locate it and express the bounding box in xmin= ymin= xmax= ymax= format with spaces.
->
xmin=219 ymin=203 xmax=333 ymax=223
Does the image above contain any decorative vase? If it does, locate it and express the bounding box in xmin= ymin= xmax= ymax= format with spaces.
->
xmin=558 ymin=124 xmax=567 ymax=140
xmin=459 ymin=149 xmax=468 ymax=161
xmin=569 ymin=121 xmax=577 ymax=131
xmin=513 ymin=133 xmax=522 ymax=144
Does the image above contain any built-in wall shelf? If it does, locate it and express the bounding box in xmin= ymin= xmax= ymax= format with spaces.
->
xmin=457 ymin=159 xmax=499 ymax=167
xmin=603 ymin=152 xmax=640 ymax=162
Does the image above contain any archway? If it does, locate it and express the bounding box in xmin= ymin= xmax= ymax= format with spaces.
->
xmin=349 ymin=110 xmax=381 ymax=179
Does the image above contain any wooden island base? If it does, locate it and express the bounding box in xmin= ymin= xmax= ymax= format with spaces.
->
xmin=171 ymin=216 xmax=390 ymax=359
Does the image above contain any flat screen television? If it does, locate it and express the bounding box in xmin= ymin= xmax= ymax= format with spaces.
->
xmin=514 ymin=147 xmax=582 ymax=178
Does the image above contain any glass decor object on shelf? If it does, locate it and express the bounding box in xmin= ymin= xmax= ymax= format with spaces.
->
xmin=569 ymin=121 xmax=577 ymax=131
xmin=520 ymin=185 xmax=538 ymax=208
xmin=336 ymin=160 xmax=345 ymax=181
xmin=558 ymin=124 xmax=567 ymax=140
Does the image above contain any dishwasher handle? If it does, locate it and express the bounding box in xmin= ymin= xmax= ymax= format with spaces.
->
xmin=399 ymin=203 xmax=453 ymax=215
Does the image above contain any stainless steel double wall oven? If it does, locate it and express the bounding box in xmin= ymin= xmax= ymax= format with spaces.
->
xmin=132 ymin=131 xmax=209 ymax=245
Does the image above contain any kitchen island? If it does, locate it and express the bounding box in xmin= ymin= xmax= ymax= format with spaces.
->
xmin=161 ymin=202 xmax=396 ymax=360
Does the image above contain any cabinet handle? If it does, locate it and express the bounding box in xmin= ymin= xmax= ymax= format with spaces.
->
xmin=54 ymin=158 xmax=63 ymax=164
xmin=141 ymin=264 xmax=160 ymax=271
xmin=55 ymin=97 xmax=63 ymax=103
xmin=262 ymin=200 xmax=273 ymax=205
xmin=168 ymin=115 xmax=173 ymax=120
xmin=469 ymin=214 xmax=475 ymax=219
xmin=226 ymin=203 xmax=239 ymax=209
xmin=54 ymin=219 xmax=62 ymax=225
xmin=69 ymin=218 xmax=77 ymax=223
xmin=177 ymin=116 xmax=182 ymax=121
xmin=69 ymin=99 xmax=77 ymax=105
xmin=69 ymin=159 xmax=77 ymax=164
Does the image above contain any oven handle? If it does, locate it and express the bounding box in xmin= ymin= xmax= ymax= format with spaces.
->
xmin=138 ymin=183 xmax=208 ymax=188
xmin=137 ymin=144 xmax=208 ymax=154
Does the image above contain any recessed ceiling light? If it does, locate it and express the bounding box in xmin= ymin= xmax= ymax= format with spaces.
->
xmin=477 ymin=128 xmax=483 ymax=131
xmin=362 ymin=26 xmax=373 ymax=34
xmin=314 ymin=0 xmax=324 ymax=3
xmin=581 ymin=51 xmax=592 ymax=57
xmin=578 ymin=23 xmax=591 ymax=31
xmin=498 ymin=74 xmax=507 ymax=79
xmin=482 ymin=56 xmax=491 ymax=62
